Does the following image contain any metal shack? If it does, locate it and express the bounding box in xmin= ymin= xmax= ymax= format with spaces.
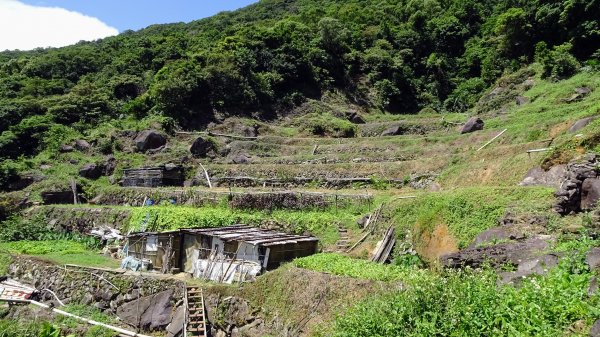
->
xmin=125 ymin=225 xmax=319 ymax=283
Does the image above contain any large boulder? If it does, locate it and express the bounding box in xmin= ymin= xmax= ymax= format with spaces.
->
xmin=231 ymin=154 xmax=251 ymax=165
xmin=441 ymin=235 xmax=553 ymax=269
xmin=581 ymin=179 xmax=600 ymax=210
xmin=117 ymin=289 xmax=174 ymax=331
xmin=569 ymin=117 xmax=597 ymax=133
xmin=79 ymin=163 xmax=104 ymax=180
xmin=135 ymin=130 xmax=167 ymax=152
xmin=520 ymin=165 xmax=566 ymax=188
xmin=59 ymin=145 xmax=74 ymax=153
xmin=74 ymin=139 xmax=91 ymax=151
xmin=190 ymin=137 xmax=216 ymax=158
xmin=469 ymin=226 xmax=526 ymax=248
xmin=460 ymin=117 xmax=484 ymax=134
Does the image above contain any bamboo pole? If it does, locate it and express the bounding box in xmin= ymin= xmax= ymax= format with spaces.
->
xmin=198 ymin=162 xmax=212 ymax=189
xmin=476 ymin=129 xmax=507 ymax=152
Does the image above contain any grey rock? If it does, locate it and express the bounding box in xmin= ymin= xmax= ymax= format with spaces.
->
xmin=569 ymin=117 xmax=597 ymax=133
xmin=117 ymin=289 xmax=174 ymax=331
xmin=591 ymin=319 xmax=600 ymax=337
xmin=104 ymin=155 xmax=117 ymax=176
xmin=166 ymin=306 xmax=185 ymax=337
xmin=357 ymin=214 xmax=371 ymax=228
xmin=589 ymin=276 xmax=598 ymax=296
xmin=231 ymin=154 xmax=251 ymax=165
xmin=190 ymin=137 xmax=216 ymax=158
xmin=59 ymin=145 xmax=74 ymax=153
xmin=586 ymin=248 xmax=600 ymax=270
xmin=575 ymin=87 xmax=592 ymax=96
xmin=441 ymin=236 xmax=553 ymax=269
xmin=347 ymin=111 xmax=365 ymax=124
xmin=380 ymin=125 xmax=404 ymax=137
xmin=516 ymin=96 xmax=529 ymax=105
xmin=469 ymin=226 xmax=526 ymax=248
xmin=233 ymin=124 xmax=259 ymax=138
xmin=79 ymin=163 xmax=103 ymax=180
xmin=581 ymin=179 xmax=600 ymax=210
xmin=460 ymin=117 xmax=484 ymax=134
xmin=520 ymin=166 xmax=566 ymax=188
xmin=135 ymin=130 xmax=167 ymax=152
xmin=74 ymin=140 xmax=91 ymax=151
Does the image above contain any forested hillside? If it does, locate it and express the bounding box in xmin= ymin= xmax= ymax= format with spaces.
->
xmin=0 ymin=0 xmax=598 ymax=166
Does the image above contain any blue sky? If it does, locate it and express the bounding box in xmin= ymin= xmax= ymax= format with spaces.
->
xmin=21 ymin=0 xmax=259 ymax=31
xmin=0 ymin=0 xmax=258 ymax=50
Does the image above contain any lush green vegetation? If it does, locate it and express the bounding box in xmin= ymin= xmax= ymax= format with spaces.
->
xmin=306 ymin=242 xmax=600 ymax=336
xmin=391 ymin=186 xmax=556 ymax=248
xmin=0 ymin=0 xmax=598 ymax=182
xmin=293 ymin=253 xmax=425 ymax=282
xmin=0 ymin=240 xmax=119 ymax=268
xmin=128 ymin=203 xmax=366 ymax=244
xmin=0 ymin=305 xmax=117 ymax=337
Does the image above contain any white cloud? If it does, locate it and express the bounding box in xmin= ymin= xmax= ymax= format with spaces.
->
xmin=0 ymin=0 xmax=118 ymax=51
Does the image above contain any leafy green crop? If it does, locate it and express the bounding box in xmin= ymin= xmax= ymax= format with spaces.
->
xmin=293 ymin=253 xmax=426 ymax=282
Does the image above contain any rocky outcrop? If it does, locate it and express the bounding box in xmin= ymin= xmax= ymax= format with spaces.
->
xmin=135 ymin=130 xmax=167 ymax=152
xmin=441 ymin=235 xmax=553 ymax=269
xmin=554 ymin=154 xmax=600 ymax=215
xmin=205 ymin=296 xmax=265 ymax=337
xmin=190 ymin=137 xmax=217 ymax=158
xmin=498 ymin=253 xmax=559 ymax=285
xmin=460 ymin=117 xmax=484 ymax=134
xmin=569 ymin=116 xmax=597 ymax=133
xmin=520 ymin=166 xmax=566 ymax=188
xmin=9 ymin=257 xmax=184 ymax=330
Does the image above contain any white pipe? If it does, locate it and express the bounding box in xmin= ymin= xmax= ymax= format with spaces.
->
xmin=27 ymin=300 xmax=152 ymax=337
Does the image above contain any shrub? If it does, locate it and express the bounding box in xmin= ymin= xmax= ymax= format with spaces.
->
xmin=537 ymin=42 xmax=580 ymax=80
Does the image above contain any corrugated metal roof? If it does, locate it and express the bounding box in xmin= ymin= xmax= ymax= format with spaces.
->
xmin=129 ymin=225 xmax=318 ymax=246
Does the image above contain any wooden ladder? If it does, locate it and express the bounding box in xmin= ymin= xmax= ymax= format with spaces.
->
xmin=186 ymin=286 xmax=207 ymax=337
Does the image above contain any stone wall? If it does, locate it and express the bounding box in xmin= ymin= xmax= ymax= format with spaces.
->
xmin=27 ymin=206 xmax=132 ymax=233
xmin=9 ymin=257 xmax=185 ymax=334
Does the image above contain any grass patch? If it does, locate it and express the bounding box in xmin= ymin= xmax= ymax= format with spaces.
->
xmin=319 ymin=240 xmax=600 ymax=337
xmin=0 ymin=240 xmax=119 ymax=269
xmin=127 ymin=205 xmax=365 ymax=245
xmin=391 ymin=186 xmax=555 ymax=248
xmin=293 ymin=253 xmax=425 ymax=282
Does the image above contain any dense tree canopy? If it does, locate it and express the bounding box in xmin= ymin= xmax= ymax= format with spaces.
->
xmin=0 ymin=0 xmax=598 ymax=160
